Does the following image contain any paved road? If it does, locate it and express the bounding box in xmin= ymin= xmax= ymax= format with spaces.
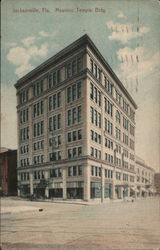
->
xmin=1 ymin=197 xmax=160 ymax=250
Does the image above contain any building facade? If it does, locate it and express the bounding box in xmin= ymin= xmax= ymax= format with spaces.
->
xmin=135 ymin=156 xmax=155 ymax=197
xmin=154 ymin=173 xmax=160 ymax=195
xmin=15 ymin=34 xmax=141 ymax=201
xmin=0 ymin=148 xmax=17 ymax=196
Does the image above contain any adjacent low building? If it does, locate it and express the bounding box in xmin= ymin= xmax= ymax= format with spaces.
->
xmin=15 ymin=34 xmax=154 ymax=201
xmin=0 ymin=148 xmax=17 ymax=196
xmin=154 ymin=173 xmax=160 ymax=195
xmin=135 ymin=156 xmax=155 ymax=197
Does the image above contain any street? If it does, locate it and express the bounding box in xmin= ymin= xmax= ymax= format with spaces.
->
xmin=1 ymin=197 xmax=160 ymax=250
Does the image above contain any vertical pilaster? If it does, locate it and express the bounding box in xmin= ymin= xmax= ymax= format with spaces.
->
xmin=44 ymin=170 xmax=49 ymax=198
xmin=29 ymin=172 xmax=33 ymax=195
xmin=63 ymin=167 xmax=67 ymax=200
xmin=120 ymin=186 xmax=123 ymax=199
xmin=84 ymin=164 xmax=90 ymax=201
xmin=128 ymin=187 xmax=130 ymax=198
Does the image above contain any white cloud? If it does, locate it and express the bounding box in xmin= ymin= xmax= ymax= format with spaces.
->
xmin=117 ymin=11 xmax=126 ymax=19
xmin=106 ymin=20 xmax=150 ymax=44
xmin=7 ymin=43 xmax=48 ymax=77
xmin=22 ymin=35 xmax=36 ymax=47
xmin=39 ymin=30 xmax=57 ymax=37
xmin=116 ymin=46 xmax=160 ymax=81
xmin=7 ymin=47 xmax=30 ymax=66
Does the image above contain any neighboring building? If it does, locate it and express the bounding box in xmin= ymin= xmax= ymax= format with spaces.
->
xmin=15 ymin=34 xmax=139 ymax=201
xmin=0 ymin=148 xmax=17 ymax=196
xmin=154 ymin=173 xmax=160 ymax=195
xmin=135 ymin=156 xmax=155 ymax=197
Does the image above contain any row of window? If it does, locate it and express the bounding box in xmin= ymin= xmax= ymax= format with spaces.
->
xmin=20 ymin=172 xmax=29 ymax=181
xmin=105 ymin=153 xmax=113 ymax=164
xmin=91 ymin=166 xmax=113 ymax=179
xmin=90 ymin=57 xmax=135 ymax=122
xmin=90 ymin=130 xmax=101 ymax=144
xmin=90 ymin=83 xmax=101 ymax=106
xmin=20 ymin=127 xmax=29 ymax=141
xmin=19 ymin=89 xmax=29 ymax=104
xmin=105 ymin=138 xmax=113 ymax=149
xmin=90 ymin=147 xmax=101 ymax=159
xmin=66 ymin=57 xmax=83 ymax=79
xmin=48 ymin=69 xmax=61 ymax=88
xmin=33 ymin=140 xmax=44 ymax=151
xmin=20 ymin=109 xmax=29 ymax=124
xmin=50 ymin=168 xmax=62 ymax=178
xmin=33 ymin=81 xmax=43 ymax=97
xmin=116 ymin=172 xmax=135 ymax=182
xmin=34 ymin=170 xmax=44 ymax=180
xmin=33 ymin=101 xmax=43 ymax=118
xmin=49 ymin=135 xmax=62 ymax=147
xmin=49 ymin=151 xmax=62 ymax=161
xmin=67 ymin=106 xmax=82 ymax=126
xmin=104 ymin=97 xmax=113 ymax=117
xmin=48 ymin=92 xmax=61 ymax=111
xmin=68 ymin=165 xmax=83 ymax=177
xmin=20 ymin=144 xmax=29 ymax=155
xmin=67 ymin=129 xmax=82 ymax=143
xmin=105 ymin=118 xmax=113 ymax=135
xmin=90 ymin=107 xmax=101 ymax=128
xmin=49 ymin=114 xmax=61 ymax=131
xmin=20 ymin=158 xmax=29 ymax=167
xmin=67 ymin=82 xmax=82 ymax=103
xmin=33 ymin=121 xmax=44 ymax=137
xmin=68 ymin=146 xmax=82 ymax=159
xmin=33 ymin=155 xmax=44 ymax=164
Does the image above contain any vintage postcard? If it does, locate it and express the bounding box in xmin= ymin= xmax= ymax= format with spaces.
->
xmin=1 ymin=0 xmax=160 ymax=249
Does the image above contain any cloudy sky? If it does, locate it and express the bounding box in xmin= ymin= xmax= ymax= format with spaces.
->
xmin=1 ymin=0 xmax=160 ymax=171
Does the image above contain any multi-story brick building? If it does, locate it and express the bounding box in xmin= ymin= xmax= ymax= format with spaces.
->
xmin=15 ymin=34 xmax=140 ymax=201
xmin=0 ymin=148 xmax=17 ymax=196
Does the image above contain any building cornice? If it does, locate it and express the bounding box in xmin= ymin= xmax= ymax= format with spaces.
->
xmin=15 ymin=34 xmax=137 ymax=109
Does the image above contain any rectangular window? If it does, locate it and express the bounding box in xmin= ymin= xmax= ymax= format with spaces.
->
xmin=53 ymin=116 xmax=56 ymax=130
xmin=67 ymin=87 xmax=71 ymax=103
xmin=77 ymin=82 xmax=82 ymax=99
xmin=67 ymin=132 xmax=71 ymax=142
xmin=52 ymin=94 xmax=56 ymax=109
xmin=91 ymin=107 xmax=94 ymax=123
xmin=90 ymin=59 xmax=94 ymax=73
xmin=72 ymin=60 xmax=76 ymax=75
xmin=73 ymin=166 xmax=77 ymax=176
xmin=73 ymin=148 xmax=76 ymax=158
xmin=67 ymin=63 xmax=71 ymax=78
xmin=57 ymin=92 xmax=61 ymax=107
xmin=57 ymin=69 xmax=61 ymax=84
xmin=90 ymin=82 xmax=94 ymax=99
xmin=58 ymin=135 xmax=61 ymax=145
xmin=72 ymin=84 xmax=76 ymax=101
xmin=57 ymin=114 xmax=61 ymax=129
xmin=78 ymin=147 xmax=82 ymax=157
xmin=53 ymin=72 xmax=56 ymax=86
xmin=77 ymin=57 xmax=82 ymax=72
xmin=49 ymin=96 xmax=52 ymax=111
xmin=58 ymin=151 xmax=61 ymax=160
xmin=68 ymin=149 xmax=72 ymax=159
xmin=67 ymin=110 xmax=71 ymax=126
xmin=78 ymin=165 xmax=83 ymax=176
xmin=78 ymin=106 xmax=82 ymax=123
xmin=94 ymin=87 xmax=97 ymax=103
xmin=68 ymin=167 xmax=72 ymax=176
xmin=72 ymin=108 xmax=77 ymax=124
xmin=73 ymin=131 xmax=76 ymax=141
xmin=78 ymin=129 xmax=82 ymax=140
